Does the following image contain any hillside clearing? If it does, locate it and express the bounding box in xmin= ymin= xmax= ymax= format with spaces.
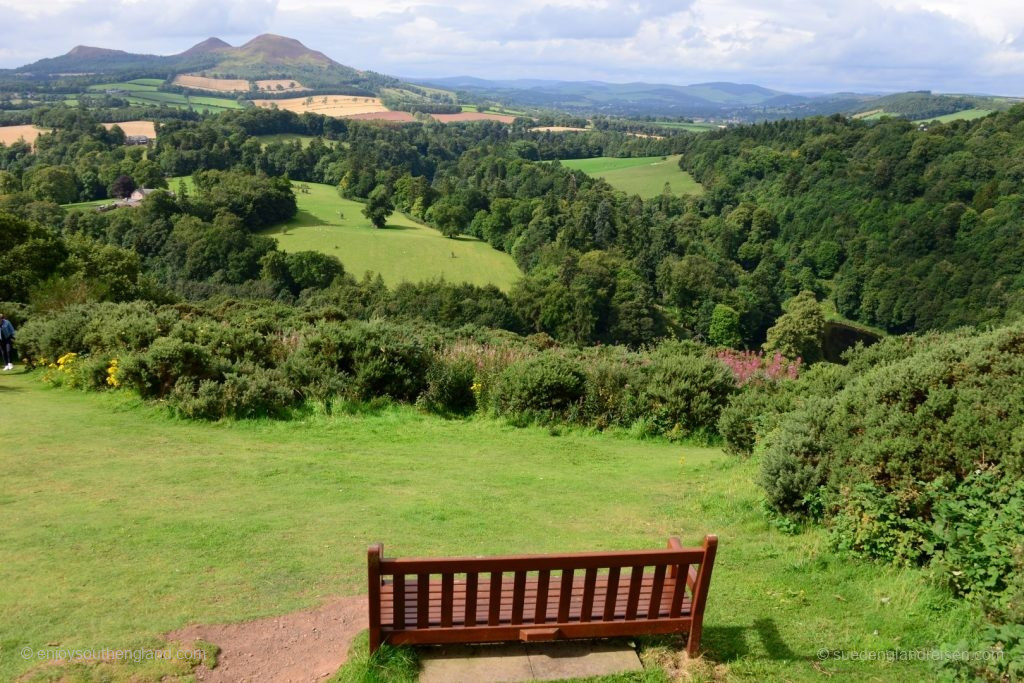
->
xmin=0 ymin=372 xmax=978 ymax=681
xmin=560 ymin=155 xmax=703 ymax=198
xmin=262 ymin=182 xmax=523 ymax=290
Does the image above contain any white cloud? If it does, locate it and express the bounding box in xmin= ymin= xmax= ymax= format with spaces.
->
xmin=0 ymin=0 xmax=1022 ymax=94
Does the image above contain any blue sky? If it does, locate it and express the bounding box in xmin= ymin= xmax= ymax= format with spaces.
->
xmin=1 ymin=0 xmax=1022 ymax=94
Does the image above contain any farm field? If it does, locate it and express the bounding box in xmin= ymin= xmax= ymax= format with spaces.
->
xmin=262 ymin=182 xmax=523 ymax=289
xmin=172 ymin=74 xmax=248 ymax=91
xmin=103 ymin=120 xmax=157 ymax=138
xmin=87 ymin=80 xmax=241 ymax=112
xmin=914 ymin=108 xmax=995 ymax=123
xmin=560 ymin=154 xmax=703 ymax=198
xmin=0 ymin=124 xmax=47 ymax=146
xmin=530 ymin=126 xmax=590 ymax=132
xmin=252 ymin=95 xmax=389 ymax=117
xmin=172 ymin=74 xmax=308 ymax=93
xmin=646 ymin=120 xmax=720 ymax=132
xmin=431 ymin=112 xmax=517 ymax=123
xmin=0 ymin=371 xmax=978 ymax=681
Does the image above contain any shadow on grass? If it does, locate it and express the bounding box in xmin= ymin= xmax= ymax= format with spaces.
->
xmin=704 ymin=618 xmax=800 ymax=662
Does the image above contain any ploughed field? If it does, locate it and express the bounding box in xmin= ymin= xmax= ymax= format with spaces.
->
xmin=0 ymin=371 xmax=975 ymax=681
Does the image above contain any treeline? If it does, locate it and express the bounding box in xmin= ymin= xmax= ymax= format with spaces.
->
xmin=676 ymin=109 xmax=1024 ymax=333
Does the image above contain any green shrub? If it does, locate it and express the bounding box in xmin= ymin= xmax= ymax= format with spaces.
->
xmin=757 ymin=401 xmax=830 ymax=515
xmin=16 ymin=305 xmax=92 ymax=364
xmin=931 ymin=468 xmax=1024 ymax=618
xmin=579 ymin=351 xmax=647 ymax=429
xmin=119 ymin=337 xmax=225 ymax=399
xmin=168 ymin=377 xmax=225 ymax=420
xmin=937 ymin=623 xmax=1024 ymax=682
xmin=718 ymin=382 xmax=791 ymax=456
xmin=493 ymin=352 xmax=586 ymax=422
xmin=641 ymin=350 xmax=736 ymax=438
xmin=418 ymin=355 xmax=476 ymax=416
xmin=221 ymin=365 xmax=294 ymax=418
xmin=828 ymin=482 xmax=931 ymax=566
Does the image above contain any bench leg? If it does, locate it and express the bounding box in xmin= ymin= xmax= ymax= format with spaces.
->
xmin=686 ymin=624 xmax=702 ymax=657
xmin=369 ymin=628 xmax=381 ymax=655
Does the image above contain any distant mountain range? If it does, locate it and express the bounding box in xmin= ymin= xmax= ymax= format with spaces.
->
xmin=413 ymin=76 xmax=1016 ymax=121
xmin=1 ymin=35 xmax=1017 ymax=122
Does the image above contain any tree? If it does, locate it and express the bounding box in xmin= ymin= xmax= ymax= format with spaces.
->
xmin=708 ymin=304 xmax=742 ymax=348
xmin=428 ymin=197 xmax=470 ymax=238
xmin=763 ymin=291 xmax=825 ymax=363
xmin=26 ymin=165 xmax=78 ymax=204
xmin=109 ymin=175 xmax=136 ymax=200
xmin=362 ymin=185 xmax=394 ymax=229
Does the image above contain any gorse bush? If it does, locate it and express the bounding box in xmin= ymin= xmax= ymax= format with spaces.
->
xmin=20 ymin=300 xmax=748 ymax=438
xmin=642 ymin=345 xmax=736 ymax=439
xmin=492 ymin=353 xmax=587 ymax=423
xmin=418 ymin=354 xmax=476 ymax=416
xmin=748 ymin=323 xmax=1024 ymax=660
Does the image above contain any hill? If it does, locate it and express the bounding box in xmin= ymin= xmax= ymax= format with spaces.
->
xmin=3 ymin=34 xmax=414 ymax=96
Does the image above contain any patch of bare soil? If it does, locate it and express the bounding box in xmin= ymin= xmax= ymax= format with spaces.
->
xmin=168 ymin=595 xmax=367 ymax=682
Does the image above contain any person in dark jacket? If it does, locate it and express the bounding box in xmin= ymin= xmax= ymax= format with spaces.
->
xmin=0 ymin=313 xmax=15 ymax=371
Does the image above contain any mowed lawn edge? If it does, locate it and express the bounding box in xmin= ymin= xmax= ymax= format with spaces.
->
xmin=0 ymin=371 xmax=979 ymax=681
xmin=261 ymin=182 xmax=523 ymax=290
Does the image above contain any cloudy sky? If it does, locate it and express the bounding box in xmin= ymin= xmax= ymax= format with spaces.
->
xmin=1 ymin=0 xmax=1023 ymax=94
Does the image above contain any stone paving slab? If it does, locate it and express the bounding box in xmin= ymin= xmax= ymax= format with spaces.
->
xmin=418 ymin=640 xmax=642 ymax=682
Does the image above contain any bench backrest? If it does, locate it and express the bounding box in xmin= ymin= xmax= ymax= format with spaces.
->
xmin=367 ymin=535 xmax=717 ymax=651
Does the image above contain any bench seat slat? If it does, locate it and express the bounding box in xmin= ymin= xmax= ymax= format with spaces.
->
xmin=379 ymin=574 xmax=692 ymax=630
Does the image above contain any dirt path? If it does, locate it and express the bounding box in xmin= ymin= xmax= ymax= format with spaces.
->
xmin=168 ymin=596 xmax=367 ymax=682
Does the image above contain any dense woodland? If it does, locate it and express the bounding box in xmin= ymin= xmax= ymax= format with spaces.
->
xmin=2 ymin=102 xmax=1024 ymax=677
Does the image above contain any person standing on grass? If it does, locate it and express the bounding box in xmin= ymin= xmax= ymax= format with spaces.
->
xmin=0 ymin=314 xmax=15 ymax=371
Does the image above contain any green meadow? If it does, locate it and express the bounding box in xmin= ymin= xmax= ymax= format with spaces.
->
xmin=0 ymin=371 xmax=978 ymax=681
xmin=560 ymin=155 xmax=703 ymax=198
xmin=262 ymin=182 xmax=523 ymax=290
xmin=914 ymin=108 xmax=995 ymax=123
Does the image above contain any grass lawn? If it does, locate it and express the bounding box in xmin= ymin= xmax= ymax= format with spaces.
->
xmin=0 ymin=371 xmax=978 ymax=681
xmin=560 ymin=155 xmax=703 ymax=199
xmin=262 ymin=182 xmax=523 ymax=290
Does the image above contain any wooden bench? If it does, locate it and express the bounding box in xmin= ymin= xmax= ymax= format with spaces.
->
xmin=367 ymin=535 xmax=717 ymax=656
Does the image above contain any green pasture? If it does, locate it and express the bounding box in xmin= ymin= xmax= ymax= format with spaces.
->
xmin=914 ymin=108 xmax=995 ymax=123
xmin=262 ymin=182 xmax=523 ymax=290
xmin=560 ymin=155 xmax=703 ymax=198
xmin=0 ymin=371 xmax=979 ymax=681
